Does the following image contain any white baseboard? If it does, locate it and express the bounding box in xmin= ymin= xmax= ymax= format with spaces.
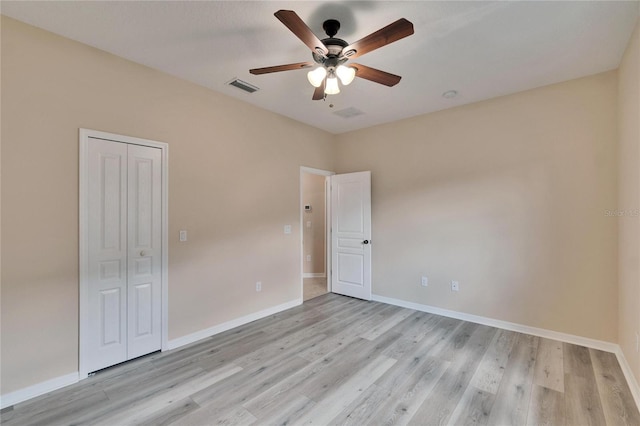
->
xmin=615 ymin=347 xmax=640 ymax=410
xmin=167 ymin=298 xmax=302 ymax=350
xmin=0 ymin=372 xmax=79 ymax=409
xmin=371 ymin=294 xmax=619 ymax=353
xmin=303 ymin=273 xmax=326 ymax=278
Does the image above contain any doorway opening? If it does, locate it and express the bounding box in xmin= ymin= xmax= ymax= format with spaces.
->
xmin=300 ymin=167 xmax=333 ymax=301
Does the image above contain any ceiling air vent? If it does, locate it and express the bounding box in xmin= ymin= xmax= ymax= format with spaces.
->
xmin=227 ymin=78 xmax=260 ymax=93
xmin=333 ymin=107 xmax=364 ymax=119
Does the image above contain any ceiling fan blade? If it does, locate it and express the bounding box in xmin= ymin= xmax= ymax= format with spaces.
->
xmin=250 ymin=62 xmax=314 ymax=75
xmin=342 ymin=18 xmax=414 ymax=59
xmin=351 ymin=63 xmax=402 ymax=87
xmin=312 ymin=85 xmax=325 ymax=100
xmin=275 ymin=10 xmax=329 ymax=56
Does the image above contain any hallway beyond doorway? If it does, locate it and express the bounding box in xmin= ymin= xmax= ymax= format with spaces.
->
xmin=303 ymin=277 xmax=327 ymax=301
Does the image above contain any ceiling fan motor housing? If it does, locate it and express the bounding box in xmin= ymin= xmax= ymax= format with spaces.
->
xmin=313 ymin=42 xmax=348 ymax=66
xmin=311 ymin=19 xmax=350 ymax=70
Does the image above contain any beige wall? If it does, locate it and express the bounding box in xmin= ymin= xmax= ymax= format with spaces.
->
xmin=618 ymin=19 xmax=640 ymax=384
xmin=336 ymin=71 xmax=619 ymax=342
xmin=0 ymin=17 xmax=335 ymax=394
xmin=302 ymin=173 xmax=326 ymax=275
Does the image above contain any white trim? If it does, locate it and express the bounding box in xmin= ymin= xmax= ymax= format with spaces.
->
xmin=300 ymin=166 xmax=334 ymax=176
xmin=299 ymin=167 xmax=334 ymax=301
xmin=167 ymin=298 xmax=302 ymax=350
xmin=303 ymin=273 xmax=326 ymax=278
xmin=78 ymin=128 xmax=169 ymax=379
xmin=0 ymin=372 xmax=79 ymax=409
xmin=78 ymin=129 xmax=89 ymax=379
xmin=325 ymin=176 xmax=332 ymax=294
xmin=615 ymin=347 xmax=640 ymax=409
xmin=371 ymin=294 xmax=619 ymax=353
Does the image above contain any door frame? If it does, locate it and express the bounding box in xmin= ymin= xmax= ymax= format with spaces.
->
xmin=299 ymin=166 xmax=334 ymax=300
xmin=79 ymin=128 xmax=169 ymax=379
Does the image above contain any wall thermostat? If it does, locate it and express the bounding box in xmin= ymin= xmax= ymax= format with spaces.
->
xmin=304 ymin=205 xmax=312 ymax=211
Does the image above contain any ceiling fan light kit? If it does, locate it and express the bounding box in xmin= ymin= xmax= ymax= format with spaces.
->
xmin=336 ymin=65 xmax=356 ymax=85
xmin=307 ymin=66 xmax=327 ymax=87
xmin=325 ymin=76 xmax=341 ymax=95
xmin=250 ymin=10 xmax=414 ymax=100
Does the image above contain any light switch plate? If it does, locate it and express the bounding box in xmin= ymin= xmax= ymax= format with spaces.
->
xmin=179 ymin=230 xmax=187 ymax=242
xmin=284 ymin=225 xmax=292 ymax=234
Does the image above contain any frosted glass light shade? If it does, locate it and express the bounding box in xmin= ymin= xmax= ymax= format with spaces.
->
xmin=324 ymin=77 xmax=340 ymax=95
xmin=307 ymin=67 xmax=327 ymax=87
xmin=336 ymin=65 xmax=356 ymax=85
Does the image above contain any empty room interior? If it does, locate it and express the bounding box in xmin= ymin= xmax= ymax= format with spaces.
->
xmin=1 ymin=1 xmax=640 ymax=425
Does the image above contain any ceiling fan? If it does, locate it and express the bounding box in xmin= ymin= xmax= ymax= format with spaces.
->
xmin=250 ymin=10 xmax=414 ymax=100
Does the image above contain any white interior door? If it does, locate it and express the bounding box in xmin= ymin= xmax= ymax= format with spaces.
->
xmin=331 ymin=171 xmax=372 ymax=300
xmin=86 ymin=138 xmax=162 ymax=373
xmin=87 ymin=139 xmax=129 ymax=372
xmin=126 ymin=144 xmax=162 ymax=359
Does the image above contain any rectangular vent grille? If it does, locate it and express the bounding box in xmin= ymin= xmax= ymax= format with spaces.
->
xmin=333 ymin=107 xmax=365 ymax=119
xmin=227 ymin=78 xmax=259 ymax=93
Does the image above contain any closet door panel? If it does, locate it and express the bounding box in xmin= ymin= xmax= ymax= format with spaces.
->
xmin=127 ymin=144 xmax=162 ymax=359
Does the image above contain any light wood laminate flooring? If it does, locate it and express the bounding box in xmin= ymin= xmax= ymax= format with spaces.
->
xmin=2 ymin=293 xmax=639 ymax=425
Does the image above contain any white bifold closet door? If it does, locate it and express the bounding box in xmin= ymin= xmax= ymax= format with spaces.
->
xmin=86 ymin=138 xmax=162 ymax=373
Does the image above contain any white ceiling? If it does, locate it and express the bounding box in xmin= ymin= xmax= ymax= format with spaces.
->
xmin=2 ymin=1 xmax=638 ymax=134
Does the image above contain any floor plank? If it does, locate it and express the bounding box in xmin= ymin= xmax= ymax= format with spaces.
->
xmin=335 ymin=330 xmax=451 ymax=425
xmin=447 ymin=385 xmax=495 ymax=426
xmin=469 ymin=328 xmax=518 ymax=394
xmin=485 ymin=333 xmax=539 ymax=426
xmin=295 ymin=355 xmax=397 ymax=425
xmin=590 ymin=348 xmax=640 ymax=426
xmin=526 ymin=385 xmax=565 ymax=426
xmin=137 ymin=397 xmax=200 ymax=426
xmin=563 ymin=343 xmax=607 ymax=426
xmin=533 ymin=338 xmax=564 ymax=393
xmin=408 ymin=324 xmax=497 ymax=425
xmin=98 ymin=363 xmax=242 ymax=425
xmin=3 ymin=293 xmax=638 ymax=426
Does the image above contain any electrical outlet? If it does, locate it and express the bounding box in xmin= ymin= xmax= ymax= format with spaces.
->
xmin=306 ymin=255 xmax=311 ymax=262
xmin=451 ymin=280 xmax=459 ymax=292
xmin=256 ymin=281 xmax=262 ymax=292
xmin=421 ymin=276 xmax=428 ymax=287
